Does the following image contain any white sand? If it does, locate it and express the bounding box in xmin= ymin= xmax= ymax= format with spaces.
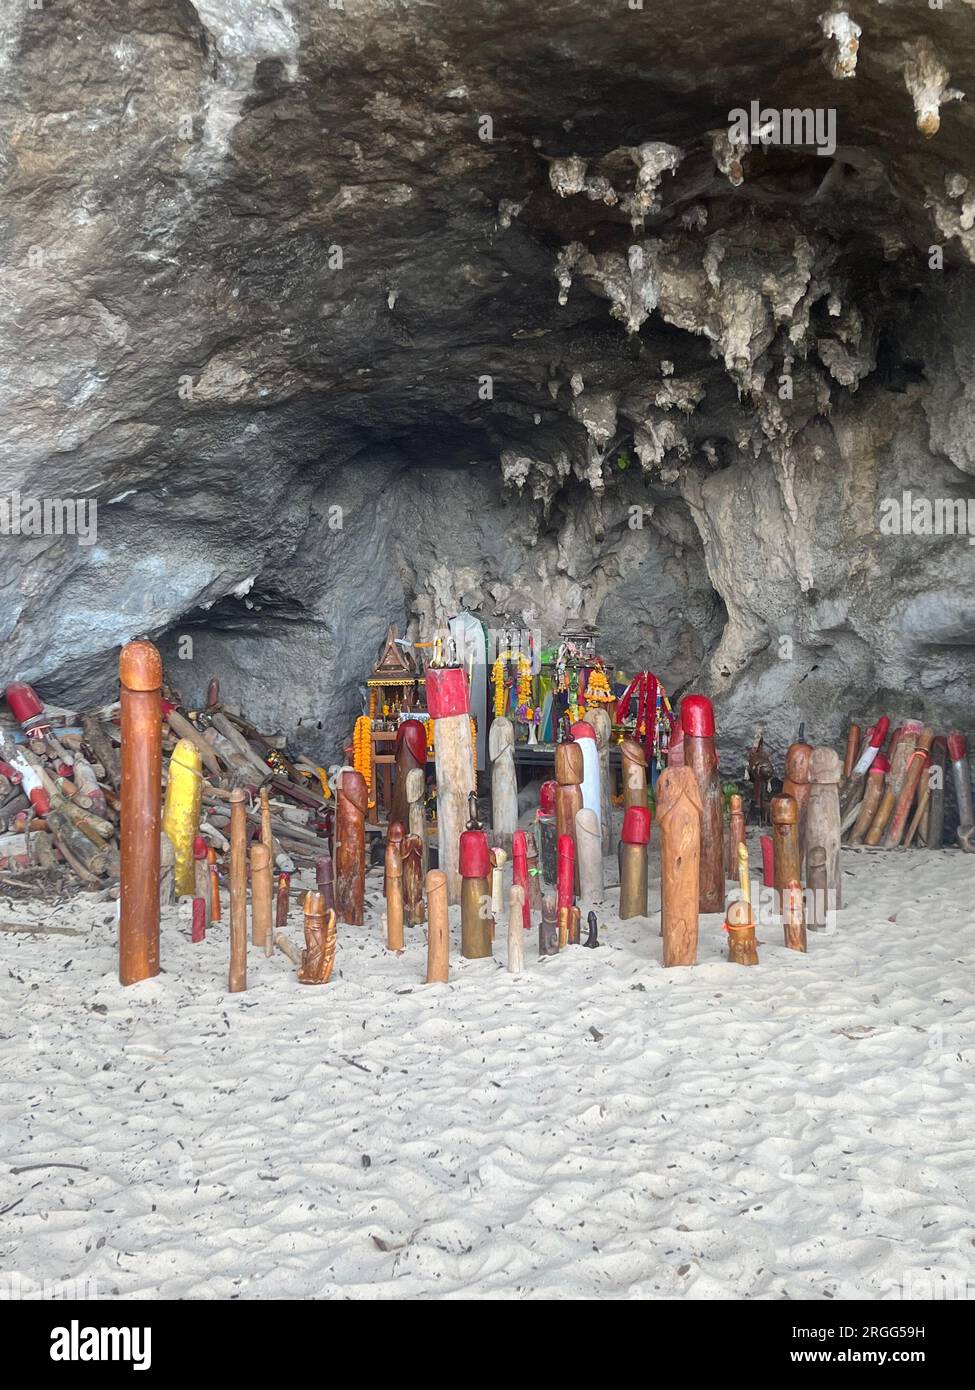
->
xmin=0 ymin=835 xmax=972 ymax=1301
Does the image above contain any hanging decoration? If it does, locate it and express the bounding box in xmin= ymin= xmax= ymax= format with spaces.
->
xmin=353 ymin=715 xmax=375 ymax=808
xmin=616 ymin=670 xmax=675 ymax=769
xmin=491 ymin=649 xmax=532 ymax=721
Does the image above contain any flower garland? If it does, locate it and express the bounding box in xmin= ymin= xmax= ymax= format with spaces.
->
xmin=584 ymin=663 xmax=614 ymax=707
xmin=353 ymin=715 xmax=375 ymax=808
xmin=491 ymin=651 xmax=532 ymax=719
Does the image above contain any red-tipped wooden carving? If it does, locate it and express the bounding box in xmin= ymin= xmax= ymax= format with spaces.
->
xmin=681 ymin=695 xmax=723 ymax=914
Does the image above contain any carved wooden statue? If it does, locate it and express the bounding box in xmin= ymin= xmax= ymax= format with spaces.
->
xmin=401 ymin=834 xmax=425 ymax=924
xmin=459 ymin=824 xmax=493 ymax=959
xmin=488 ymin=716 xmax=518 ymax=851
xmin=782 ymin=739 xmax=813 ymax=859
xmin=228 ymin=787 xmax=248 ymax=993
xmin=539 ymin=894 xmax=559 ymax=957
xmin=588 ymin=707 xmax=614 ymax=856
xmin=335 ymin=768 xmax=368 ymax=926
xmin=681 ymin=695 xmax=723 ymax=914
xmin=806 ymin=748 xmax=842 ymax=909
xmin=570 ymin=721 xmax=601 ymax=843
xmin=656 ymin=767 xmax=702 ymax=967
xmin=405 ymin=767 xmax=427 ymax=874
xmin=726 ymin=793 xmax=746 ymax=880
xmin=511 ymin=830 xmax=531 ymax=930
xmin=427 ymin=667 xmax=476 ymax=904
xmin=745 ymin=732 xmax=774 ymax=825
xmin=298 ymin=891 xmax=337 ymax=984
xmin=385 ymin=837 xmax=405 ymax=951
xmin=390 ymin=719 xmax=427 ymax=830
xmin=618 ymin=805 xmax=650 ymax=920
xmin=555 ymin=740 xmax=584 ymax=890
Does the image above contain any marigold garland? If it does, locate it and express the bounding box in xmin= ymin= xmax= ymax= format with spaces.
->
xmin=353 ymin=715 xmax=376 ymax=808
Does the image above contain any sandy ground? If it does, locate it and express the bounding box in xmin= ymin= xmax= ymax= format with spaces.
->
xmin=0 ymin=835 xmax=972 ymax=1301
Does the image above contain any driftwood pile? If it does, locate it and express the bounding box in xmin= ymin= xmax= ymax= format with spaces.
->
xmin=0 ymin=677 xmax=335 ymax=896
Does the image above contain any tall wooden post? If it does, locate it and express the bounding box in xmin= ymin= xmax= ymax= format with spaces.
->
xmin=726 ymin=793 xmax=746 ymax=880
xmin=488 ymin=716 xmax=518 ymax=851
xmin=925 ymin=737 xmax=946 ymax=848
xmin=385 ymin=838 xmax=405 ymax=951
xmin=162 ymin=737 xmax=202 ymax=898
xmin=806 ymin=748 xmax=842 ymax=908
xmin=782 ymin=739 xmax=813 ymax=860
xmin=556 ymin=833 xmax=575 ymax=916
xmin=405 ymin=767 xmax=427 ymax=875
xmin=842 ymin=723 xmax=860 ymax=781
xmin=618 ymin=805 xmax=650 ymax=920
xmin=425 ymin=869 xmax=449 ymax=983
xmin=507 ymin=884 xmax=525 ymax=974
xmin=511 ymin=830 xmax=531 ymax=930
xmin=656 ymin=766 xmax=701 ymax=967
xmin=390 ymin=719 xmax=427 ymax=830
xmin=589 ymin=707 xmax=614 ymax=856
xmin=459 ymin=825 xmax=493 ymax=959
xmin=250 ymin=840 xmax=273 ymax=949
xmin=570 ymin=721 xmax=602 ymax=842
xmin=119 ymin=639 xmax=162 ymax=986
xmin=771 ymin=794 xmax=801 ymax=896
xmin=335 ymin=768 xmax=368 ymax=925
xmin=427 ymin=667 xmax=475 ymax=905
xmin=228 ymin=788 xmax=248 ymax=992
xmin=555 ymin=741 xmax=584 ymax=888
xmin=620 ymin=738 xmax=648 ymax=812
xmin=681 ymin=695 xmax=724 ymax=914
xmin=203 ymin=847 xmax=220 ymax=925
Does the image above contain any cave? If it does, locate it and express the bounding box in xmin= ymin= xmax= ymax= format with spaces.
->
xmin=5 ymin=0 xmax=974 ymax=759
xmin=3 ymin=0 xmax=975 ymax=1309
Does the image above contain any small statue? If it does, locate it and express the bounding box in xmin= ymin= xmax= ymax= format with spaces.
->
xmin=298 ymin=892 xmax=337 ymax=984
xmin=745 ymin=731 xmax=774 ymax=825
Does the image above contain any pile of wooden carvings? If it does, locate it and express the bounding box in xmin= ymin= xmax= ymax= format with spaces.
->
xmin=838 ymin=718 xmax=974 ymax=852
xmin=0 ymin=676 xmax=335 ymax=893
